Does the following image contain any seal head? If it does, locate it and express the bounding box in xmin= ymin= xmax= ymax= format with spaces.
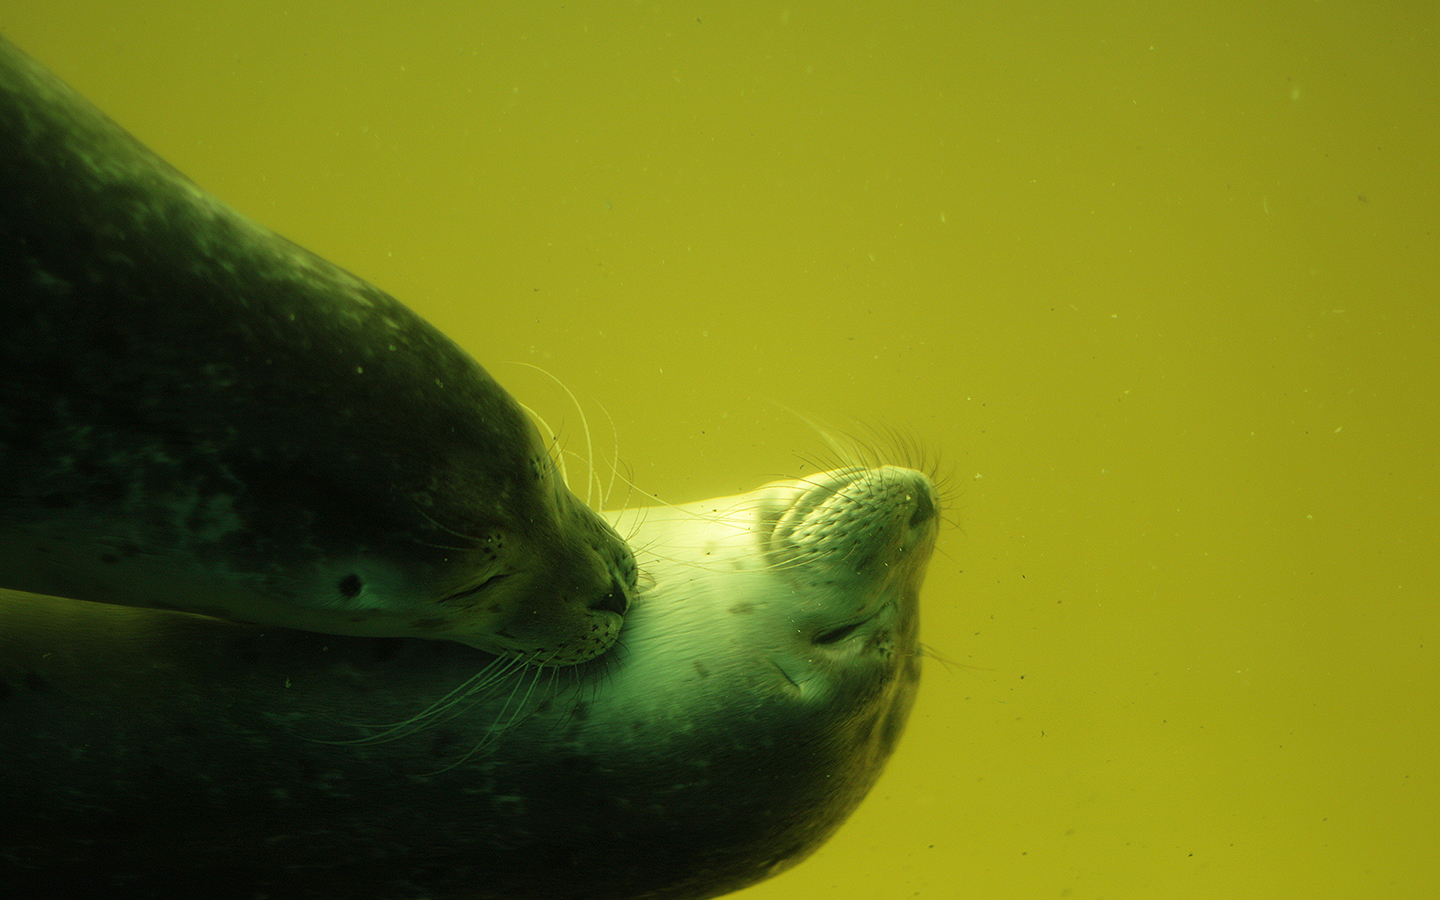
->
xmin=0 ymin=37 xmax=633 ymax=664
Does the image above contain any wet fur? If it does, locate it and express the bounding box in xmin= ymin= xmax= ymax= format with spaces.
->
xmin=0 ymin=36 xmax=636 ymax=662
xmin=0 ymin=464 xmax=938 ymax=899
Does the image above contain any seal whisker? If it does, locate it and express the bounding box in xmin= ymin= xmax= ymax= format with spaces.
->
xmin=596 ymin=401 xmax=623 ymax=510
xmin=407 ymin=539 xmax=483 ymax=554
xmin=602 ymin=472 xmax=712 ymax=521
xmin=0 ymin=27 xmax=639 ymax=664
xmin=558 ymin=445 xmax=609 ymax=513
xmin=5 ymin=461 xmax=940 ymax=896
xmin=515 ymin=399 xmax=571 ymax=488
xmin=511 ymin=362 xmax=598 ymax=507
xmin=405 ymin=504 xmax=499 ymax=554
xmin=310 ymin=654 xmax=529 ymax=746
xmin=602 ymin=456 xmax=642 ymax=525
xmin=796 ymin=422 xmax=953 ymax=499
xmin=425 ymin=658 xmax=556 ymax=775
xmin=0 ymin=34 xmax=948 ymax=896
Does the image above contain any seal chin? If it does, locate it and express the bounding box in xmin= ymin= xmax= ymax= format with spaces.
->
xmin=484 ymin=601 xmax=626 ymax=667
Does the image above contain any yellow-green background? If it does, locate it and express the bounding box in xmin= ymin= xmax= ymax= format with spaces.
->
xmin=6 ymin=2 xmax=1435 ymax=898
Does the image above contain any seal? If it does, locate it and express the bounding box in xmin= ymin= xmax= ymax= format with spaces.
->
xmin=0 ymin=38 xmax=634 ymax=664
xmin=0 ymin=464 xmax=940 ymax=900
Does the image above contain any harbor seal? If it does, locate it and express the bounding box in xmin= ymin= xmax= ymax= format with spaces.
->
xmin=0 ymin=464 xmax=940 ymax=899
xmin=0 ymin=38 xmax=634 ymax=663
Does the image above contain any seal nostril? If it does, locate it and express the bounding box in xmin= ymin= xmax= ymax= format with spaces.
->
xmin=908 ymin=488 xmax=936 ymax=527
xmin=589 ymin=578 xmax=629 ymax=616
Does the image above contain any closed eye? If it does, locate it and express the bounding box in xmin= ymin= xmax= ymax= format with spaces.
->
xmin=812 ymin=621 xmax=862 ymax=645
xmin=443 ymin=573 xmax=510 ymax=603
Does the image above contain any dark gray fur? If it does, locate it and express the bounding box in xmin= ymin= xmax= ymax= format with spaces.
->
xmin=0 ymin=466 xmax=932 ymax=899
xmin=0 ymin=37 xmax=633 ymax=656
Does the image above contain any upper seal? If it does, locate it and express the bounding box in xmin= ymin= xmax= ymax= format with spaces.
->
xmin=0 ymin=37 xmax=634 ymax=664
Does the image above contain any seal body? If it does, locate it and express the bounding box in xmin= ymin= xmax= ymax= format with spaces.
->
xmin=0 ymin=38 xmax=633 ymax=663
xmin=0 ymin=465 xmax=939 ymax=900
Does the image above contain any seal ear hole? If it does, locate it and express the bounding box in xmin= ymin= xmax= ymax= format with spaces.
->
xmin=813 ymin=622 xmax=862 ymax=646
xmin=338 ymin=574 xmax=363 ymax=599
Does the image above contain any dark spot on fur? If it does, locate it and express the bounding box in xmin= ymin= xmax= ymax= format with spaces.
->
xmin=560 ymin=755 xmax=597 ymax=774
xmin=337 ymin=574 xmax=362 ymax=599
xmin=728 ymin=602 xmax=754 ymax=615
xmin=692 ymin=660 xmax=710 ymax=679
xmin=370 ymin=638 xmax=402 ymax=663
xmin=25 ymin=671 xmax=48 ymax=693
xmin=231 ymin=635 xmax=261 ymax=665
xmin=492 ymin=795 xmax=526 ymax=817
xmin=568 ymin=701 xmax=589 ymax=721
xmin=410 ymin=617 xmax=448 ymax=631
xmin=877 ymin=702 xmax=908 ymax=757
xmin=100 ymin=553 xmax=119 ymax=565
xmin=428 ymin=727 xmax=463 ymax=759
xmin=295 ymin=755 xmax=319 ymax=784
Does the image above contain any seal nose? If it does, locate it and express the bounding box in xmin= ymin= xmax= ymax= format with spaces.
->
xmin=908 ymin=485 xmax=937 ymax=528
xmin=588 ymin=577 xmax=630 ymax=616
